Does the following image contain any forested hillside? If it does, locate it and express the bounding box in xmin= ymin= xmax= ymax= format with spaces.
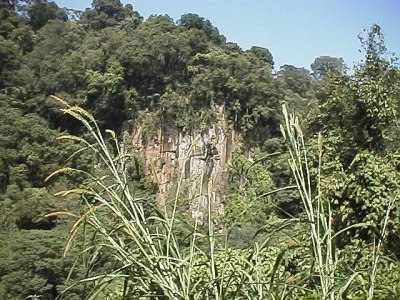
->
xmin=1 ymin=1 xmax=400 ymax=299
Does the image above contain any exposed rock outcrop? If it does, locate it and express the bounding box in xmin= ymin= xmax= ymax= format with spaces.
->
xmin=131 ymin=105 xmax=238 ymax=221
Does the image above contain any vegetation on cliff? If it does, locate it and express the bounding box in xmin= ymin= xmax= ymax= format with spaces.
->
xmin=0 ymin=1 xmax=399 ymax=299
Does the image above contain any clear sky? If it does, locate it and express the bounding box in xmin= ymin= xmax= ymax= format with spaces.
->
xmin=55 ymin=0 xmax=400 ymax=71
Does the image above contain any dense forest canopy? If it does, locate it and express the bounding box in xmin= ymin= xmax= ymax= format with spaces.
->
xmin=0 ymin=1 xmax=400 ymax=299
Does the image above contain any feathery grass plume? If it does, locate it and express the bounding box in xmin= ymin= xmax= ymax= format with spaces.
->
xmin=57 ymin=135 xmax=84 ymax=142
xmin=105 ymin=129 xmax=117 ymax=140
xmin=70 ymin=204 xmax=104 ymax=234
xmin=44 ymin=167 xmax=76 ymax=183
xmin=54 ymin=189 xmax=94 ymax=197
xmin=50 ymin=95 xmax=70 ymax=108
xmin=62 ymin=204 xmax=105 ymax=258
xmin=280 ymin=124 xmax=287 ymax=140
xmin=60 ymin=108 xmax=87 ymax=122
xmin=51 ymin=97 xmax=95 ymax=121
xmin=45 ymin=211 xmax=79 ymax=218
xmin=64 ymin=226 xmax=80 ymax=257
xmin=317 ymin=131 xmax=323 ymax=154
xmin=70 ymin=105 xmax=95 ymax=120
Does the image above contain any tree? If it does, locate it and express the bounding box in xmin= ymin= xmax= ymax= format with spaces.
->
xmin=358 ymin=24 xmax=390 ymax=78
xmin=277 ymin=64 xmax=311 ymax=97
xmin=28 ymin=0 xmax=67 ymax=31
xmin=353 ymin=24 xmax=398 ymax=151
xmin=0 ymin=2 xmax=31 ymax=87
xmin=0 ymin=37 xmax=19 ymax=88
xmin=310 ymin=25 xmax=399 ymax=156
xmin=0 ymin=0 xmax=29 ymax=11
xmin=81 ymin=0 xmax=137 ymax=29
xmin=92 ymin=0 xmax=123 ymax=16
xmin=307 ymin=24 xmax=400 ymax=250
xmin=311 ymin=55 xmax=345 ymax=79
xmin=248 ymin=46 xmax=274 ymax=67
xmin=0 ymin=229 xmax=86 ymax=299
xmin=178 ymin=13 xmax=226 ymax=45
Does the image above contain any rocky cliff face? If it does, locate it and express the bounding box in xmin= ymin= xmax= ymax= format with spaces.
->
xmin=131 ymin=106 xmax=238 ymax=221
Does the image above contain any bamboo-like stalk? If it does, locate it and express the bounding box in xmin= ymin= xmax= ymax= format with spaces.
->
xmin=280 ymin=104 xmax=397 ymax=300
xmin=282 ymin=104 xmax=337 ymax=299
xmin=367 ymin=194 xmax=397 ymax=300
xmin=49 ymin=97 xmax=187 ymax=298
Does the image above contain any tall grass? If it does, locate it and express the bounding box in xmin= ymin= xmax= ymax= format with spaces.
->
xmin=46 ymin=96 xmax=189 ymax=298
xmin=280 ymin=104 xmax=396 ymax=299
xmin=281 ymin=105 xmax=341 ymax=299
xmin=47 ymin=97 xmax=394 ymax=299
xmin=47 ymin=96 xmax=282 ymax=299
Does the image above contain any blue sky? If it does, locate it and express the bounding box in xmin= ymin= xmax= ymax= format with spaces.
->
xmin=55 ymin=0 xmax=400 ymax=71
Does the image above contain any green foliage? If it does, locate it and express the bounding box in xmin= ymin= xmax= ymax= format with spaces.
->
xmin=321 ymin=151 xmax=400 ymax=248
xmin=159 ymin=90 xmax=204 ymax=131
xmin=27 ymin=0 xmax=67 ymax=31
xmin=49 ymin=102 xmax=400 ymax=299
xmin=311 ymin=25 xmax=399 ymax=154
xmin=188 ymin=246 xmax=294 ymax=298
xmin=224 ymin=149 xmax=275 ymax=227
xmin=178 ymin=13 xmax=226 ymax=45
xmin=0 ymin=229 xmax=84 ymax=300
xmin=307 ymin=24 xmax=400 ymax=253
xmin=277 ymin=64 xmax=312 ymax=97
xmin=311 ymin=55 xmax=345 ymax=79
xmin=81 ymin=0 xmax=139 ymax=30
xmin=3 ymin=1 xmax=281 ymax=141
xmin=373 ymin=258 xmax=400 ymax=299
xmin=248 ymin=45 xmax=274 ymax=67
xmin=0 ymin=94 xmax=85 ymax=192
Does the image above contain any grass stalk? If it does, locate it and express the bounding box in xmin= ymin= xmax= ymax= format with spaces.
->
xmin=281 ymin=104 xmax=336 ymax=299
xmin=367 ymin=194 xmax=397 ymax=300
